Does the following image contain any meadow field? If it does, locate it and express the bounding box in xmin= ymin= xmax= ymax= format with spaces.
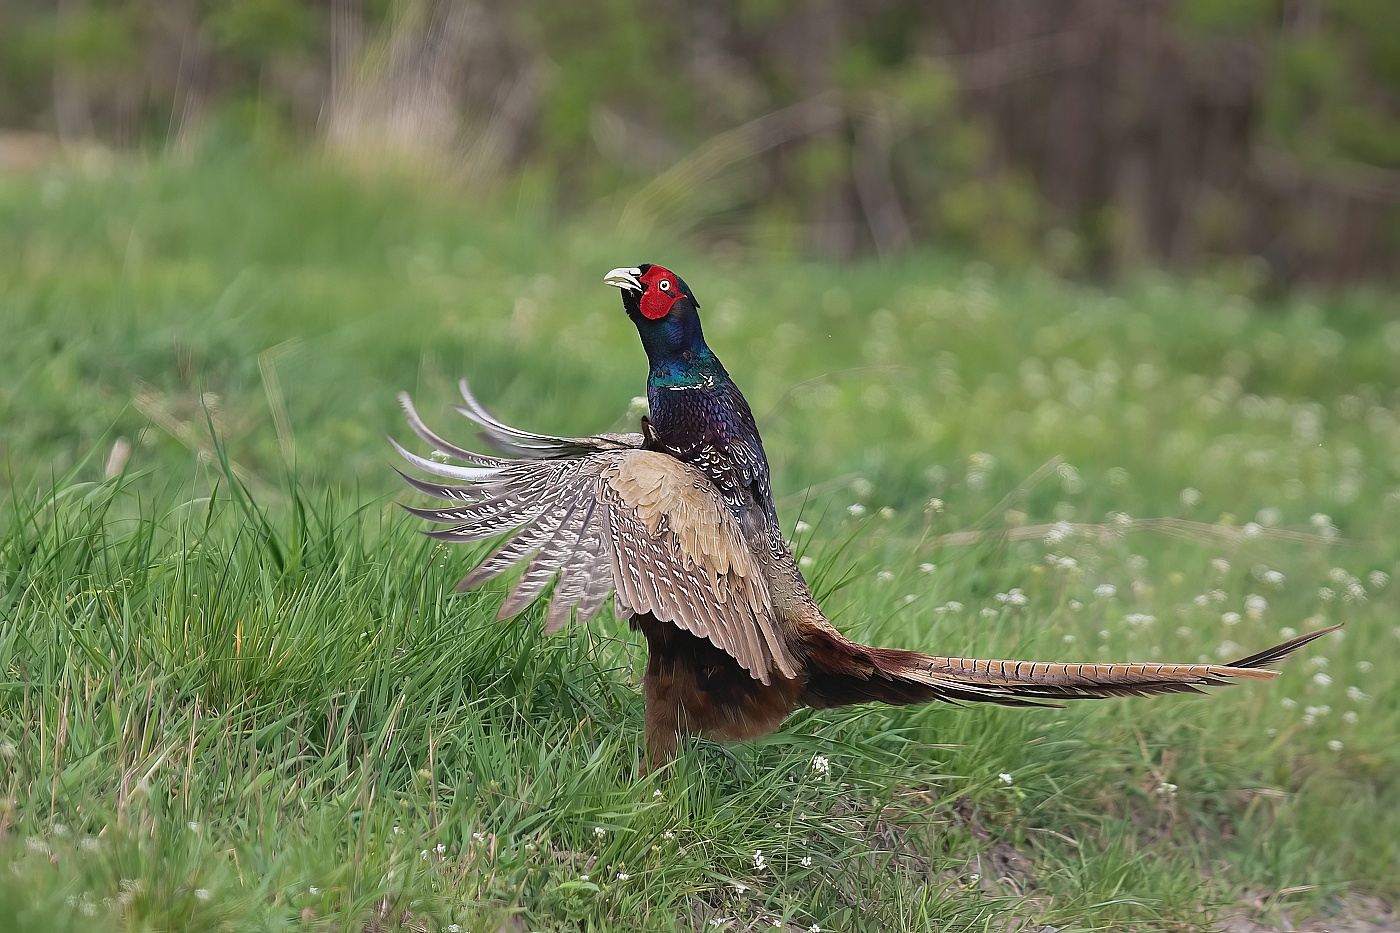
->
xmin=1 ymin=151 xmax=1397 ymax=931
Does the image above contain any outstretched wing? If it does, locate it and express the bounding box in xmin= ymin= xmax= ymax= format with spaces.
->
xmin=395 ymin=393 xmax=799 ymax=683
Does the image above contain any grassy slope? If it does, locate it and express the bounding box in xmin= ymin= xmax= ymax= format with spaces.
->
xmin=0 ymin=152 xmax=1397 ymax=932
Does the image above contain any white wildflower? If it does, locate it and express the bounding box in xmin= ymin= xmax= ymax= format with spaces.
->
xmin=995 ymin=588 xmax=1028 ymax=607
xmin=1210 ymin=589 xmax=1228 ymax=602
xmin=1243 ymin=522 xmax=1262 ymax=537
xmin=811 ymin=755 xmax=831 ymax=777
xmin=998 ymin=772 xmax=1014 ymax=785
xmin=187 ymin=822 xmax=200 ymax=833
xmin=1369 ymin=570 xmax=1390 ymax=590
xmin=847 ymin=503 xmax=867 ymax=518
xmin=594 ymin=827 xmax=607 ymax=837
xmin=1155 ymin=782 xmax=1178 ymax=797
xmin=1245 ymin=594 xmax=1268 ymax=619
xmin=1093 ymin=583 xmax=1117 ymax=599
xmin=1328 ymin=740 xmax=1343 ymax=752
xmin=1222 ymin=612 xmax=1241 ymax=626
xmin=876 ymin=570 xmax=894 ymax=584
xmin=1346 ymin=686 xmax=1368 ymax=702
xmin=1279 ymin=627 xmax=1296 ymax=639
xmin=616 ymin=872 xmax=630 ymax=881
xmin=1180 ymin=488 xmax=1201 ymax=507
xmin=1262 ymin=570 xmax=1285 ymax=586
xmin=852 ymin=478 xmax=874 ymax=498
xmin=753 ymin=849 xmax=767 ymax=871
xmin=309 ymin=886 xmax=320 ymax=895
xmin=1210 ymin=558 xmax=1230 ymax=574
xmin=1319 ymin=586 xmax=1335 ymax=602
xmin=1313 ymin=672 xmax=1333 ymax=687
xmin=1281 ymin=697 xmax=1298 ymax=710
xmin=1257 ymin=507 xmax=1282 ymax=527
xmin=794 ymin=521 xmax=812 ymax=534
xmin=926 ymin=498 xmax=945 ymax=515
xmin=1069 ymin=599 xmax=1083 ymax=610
xmin=652 ymin=789 xmax=663 ymax=799
xmin=801 ymin=856 xmax=813 ymax=867
xmin=919 ymin=562 xmax=936 ymax=574
xmin=663 ymin=831 xmax=675 ymax=840
xmin=879 ymin=507 xmax=896 ymax=520
xmin=1343 ymin=711 xmax=1359 ymax=724
xmin=1124 ymin=613 xmax=1156 ymax=627
xmin=195 ymin=888 xmax=210 ymax=900
xmin=799 ymin=555 xmax=814 ymax=569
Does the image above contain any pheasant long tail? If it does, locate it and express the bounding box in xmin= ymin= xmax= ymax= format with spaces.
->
xmin=801 ymin=624 xmax=1341 ymax=709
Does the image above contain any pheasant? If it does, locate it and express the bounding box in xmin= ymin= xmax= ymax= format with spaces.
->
xmin=394 ymin=263 xmax=1336 ymax=768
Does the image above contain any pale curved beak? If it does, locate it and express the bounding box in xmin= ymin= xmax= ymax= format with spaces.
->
xmin=604 ymin=266 xmax=643 ymax=292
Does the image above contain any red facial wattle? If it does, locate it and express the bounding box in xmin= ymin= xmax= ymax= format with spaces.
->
xmin=638 ymin=266 xmax=682 ymax=320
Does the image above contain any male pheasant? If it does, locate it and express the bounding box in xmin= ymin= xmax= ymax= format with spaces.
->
xmin=395 ymin=263 xmax=1336 ymax=768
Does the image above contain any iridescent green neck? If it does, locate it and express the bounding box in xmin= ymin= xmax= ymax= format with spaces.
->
xmin=649 ymin=346 xmax=723 ymax=389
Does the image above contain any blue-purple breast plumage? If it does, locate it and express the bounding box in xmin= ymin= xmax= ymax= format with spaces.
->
xmin=644 ymin=362 xmax=778 ymax=530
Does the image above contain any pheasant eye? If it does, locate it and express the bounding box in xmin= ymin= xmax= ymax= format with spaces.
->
xmin=658 ymin=279 xmax=671 ymax=292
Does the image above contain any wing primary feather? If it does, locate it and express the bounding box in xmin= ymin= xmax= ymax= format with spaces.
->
xmin=394 ymin=468 xmax=482 ymax=502
xmin=390 ymin=437 xmax=501 ymax=481
xmin=399 ymin=392 xmax=510 ymax=466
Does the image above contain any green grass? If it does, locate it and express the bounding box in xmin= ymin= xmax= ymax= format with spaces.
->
xmin=1 ymin=149 xmax=1397 ymax=932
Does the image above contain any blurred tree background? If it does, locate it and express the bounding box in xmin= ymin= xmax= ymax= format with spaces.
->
xmin=3 ymin=0 xmax=1398 ymax=285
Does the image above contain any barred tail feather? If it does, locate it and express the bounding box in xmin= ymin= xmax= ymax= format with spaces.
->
xmin=801 ymin=624 xmax=1340 ymax=709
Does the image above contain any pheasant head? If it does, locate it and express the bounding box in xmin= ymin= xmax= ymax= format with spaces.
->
xmin=605 ymin=264 xmax=707 ymax=364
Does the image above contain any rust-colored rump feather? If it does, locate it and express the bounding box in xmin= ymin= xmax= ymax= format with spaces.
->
xmin=635 ymin=612 xmax=803 ymax=767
